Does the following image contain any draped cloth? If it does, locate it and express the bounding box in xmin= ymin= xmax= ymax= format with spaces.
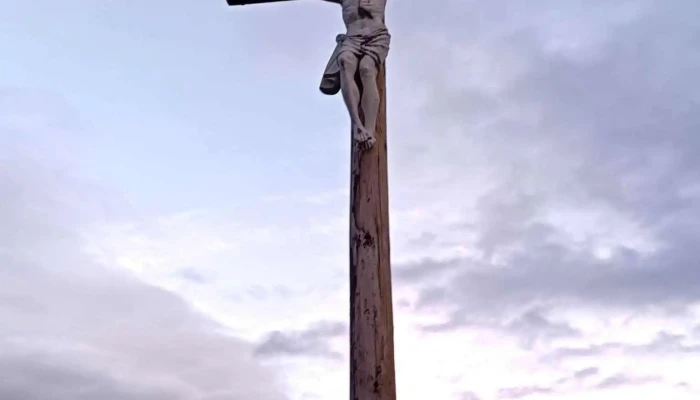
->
xmin=319 ymin=27 xmax=391 ymax=96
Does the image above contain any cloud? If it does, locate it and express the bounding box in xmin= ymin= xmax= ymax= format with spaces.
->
xmin=419 ymin=304 xmax=581 ymax=349
xmin=254 ymin=321 xmax=346 ymax=360
xmin=594 ymin=374 xmax=663 ymax=390
xmin=502 ymin=308 xmax=581 ymax=348
xmin=178 ymin=267 xmax=208 ymax=284
xmin=572 ymin=367 xmax=599 ymax=380
xmin=371 ymin=2 xmax=700 ymax=397
xmin=0 ymin=351 xmax=186 ymax=400
xmin=497 ymin=385 xmax=553 ymax=399
xmin=387 ymin=0 xmax=700 ymax=331
xmin=0 ymin=88 xmax=288 ymax=400
xmin=544 ymin=331 xmax=700 ymax=362
xmin=495 ymin=369 xmax=662 ymax=398
xmin=461 ymin=391 xmax=482 ymax=400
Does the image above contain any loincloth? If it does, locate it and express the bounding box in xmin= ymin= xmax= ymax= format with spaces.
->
xmin=319 ymin=28 xmax=391 ymax=96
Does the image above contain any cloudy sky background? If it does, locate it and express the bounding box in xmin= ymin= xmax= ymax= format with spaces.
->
xmin=2 ymin=0 xmax=699 ymax=399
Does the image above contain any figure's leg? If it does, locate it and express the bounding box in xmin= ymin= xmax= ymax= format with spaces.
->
xmin=358 ymin=56 xmax=380 ymax=148
xmin=338 ymin=52 xmax=365 ymax=140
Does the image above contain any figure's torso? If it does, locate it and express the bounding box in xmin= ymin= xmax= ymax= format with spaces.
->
xmin=342 ymin=0 xmax=387 ymax=36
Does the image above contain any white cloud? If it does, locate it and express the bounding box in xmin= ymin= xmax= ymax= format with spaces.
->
xmin=0 ymin=89 xmax=289 ymax=400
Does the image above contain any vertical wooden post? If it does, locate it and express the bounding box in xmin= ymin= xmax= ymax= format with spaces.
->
xmin=349 ymin=59 xmax=396 ymax=400
xmin=224 ymin=1 xmax=396 ymax=399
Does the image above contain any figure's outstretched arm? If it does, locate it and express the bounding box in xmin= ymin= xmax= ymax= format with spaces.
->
xmin=322 ymin=0 xmax=342 ymax=4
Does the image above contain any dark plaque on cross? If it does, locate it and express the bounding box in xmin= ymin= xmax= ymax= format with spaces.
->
xmin=226 ymin=1 xmax=396 ymax=400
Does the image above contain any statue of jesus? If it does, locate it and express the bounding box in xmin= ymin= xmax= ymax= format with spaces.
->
xmin=320 ymin=0 xmax=390 ymax=150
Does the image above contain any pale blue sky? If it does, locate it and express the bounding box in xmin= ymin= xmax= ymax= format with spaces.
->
xmin=2 ymin=1 xmax=352 ymax=217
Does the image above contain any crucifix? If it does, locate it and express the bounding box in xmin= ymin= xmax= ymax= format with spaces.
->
xmin=226 ymin=1 xmax=396 ymax=400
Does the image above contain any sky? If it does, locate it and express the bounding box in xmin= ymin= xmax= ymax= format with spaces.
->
xmin=1 ymin=0 xmax=699 ymax=399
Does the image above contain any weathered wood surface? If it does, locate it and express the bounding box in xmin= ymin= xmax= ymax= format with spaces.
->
xmin=349 ymin=63 xmax=396 ymax=400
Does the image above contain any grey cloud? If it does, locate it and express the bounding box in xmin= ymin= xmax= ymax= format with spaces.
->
xmin=393 ymin=258 xmax=459 ymax=284
xmin=412 ymin=230 xmax=700 ymax=323
xmin=503 ymin=308 xmax=580 ymax=348
xmin=420 ymin=305 xmax=580 ymax=348
xmin=461 ymin=391 xmax=482 ymax=400
xmin=545 ymin=342 xmax=626 ymax=361
xmin=573 ymin=367 xmax=599 ymax=380
xmin=0 ymin=352 xmax=189 ymax=400
xmin=496 ymin=369 xmax=660 ymax=398
xmin=232 ymin=0 xmax=700 ymax=323
xmin=544 ymin=331 xmax=700 ymax=362
xmin=178 ymin=267 xmax=208 ymax=284
xmin=0 ymin=90 xmax=288 ymax=400
xmin=243 ymin=284 xmax=300 ymax=301
xmin=497 ymin=385 xmax=553 ymax=399
xmin=254 ymin=321 xmax=346 ymax=360
xmin=554 ymin=367 xmax=600 ymax=386
xmin=406 ymin=232 xmax=439 ymax=248
xmin=384 ymin=0 xmax=700 ymax=322
xmin=594 ymin=373 xmax=663 ymax=390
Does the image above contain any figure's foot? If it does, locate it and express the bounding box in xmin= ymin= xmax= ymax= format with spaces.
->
xmin=353 ymin=126 xmax=376 ymax=150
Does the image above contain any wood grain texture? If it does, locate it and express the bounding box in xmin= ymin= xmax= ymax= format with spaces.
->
xmin=349 ymin=63 xmax=396 ymax=400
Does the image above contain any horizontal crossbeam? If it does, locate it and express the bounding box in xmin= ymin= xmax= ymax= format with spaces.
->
xmin=227 ymin=0 xmax=339 ymax=5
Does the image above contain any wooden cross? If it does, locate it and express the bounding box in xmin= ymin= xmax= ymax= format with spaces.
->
xmin=226 ymin=1 xmax=396 ymax=400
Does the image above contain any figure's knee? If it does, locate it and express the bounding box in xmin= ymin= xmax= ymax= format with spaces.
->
xmin=358 ymin=59 xmax=378 ymax=79
xmin=338 ymin=52 xmax=357 ymax=71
